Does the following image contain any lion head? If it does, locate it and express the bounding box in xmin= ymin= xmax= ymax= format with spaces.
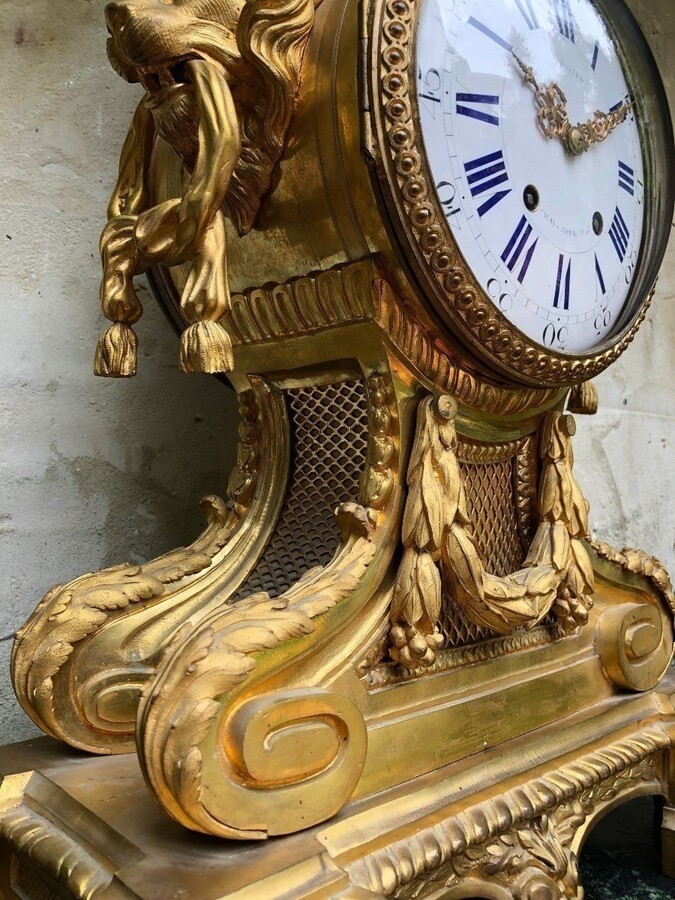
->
xmin=105 ymin=0 xmax=317 ymax=233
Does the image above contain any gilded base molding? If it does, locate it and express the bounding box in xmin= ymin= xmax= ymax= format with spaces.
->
xmin=345 ymin=725 xmax=669 ymax=899
xmin=1 ymin=691 xmax=674 ymax=899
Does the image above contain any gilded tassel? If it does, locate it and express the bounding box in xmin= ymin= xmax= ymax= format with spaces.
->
xmin=94 ymin=322 xmax=138 ymax=378
xmin=179 ymin=321 xmax=234 ymax=375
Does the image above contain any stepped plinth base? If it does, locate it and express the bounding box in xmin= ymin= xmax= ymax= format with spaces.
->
xmin=2 ymin=676 xmax=674 ymax=900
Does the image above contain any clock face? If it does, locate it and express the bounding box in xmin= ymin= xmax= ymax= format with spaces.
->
xmin=416 ymin=0 xmax=646 ymax=354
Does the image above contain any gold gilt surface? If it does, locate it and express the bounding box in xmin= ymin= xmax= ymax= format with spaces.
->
xmin=2 ymin=0 xmax=675 ymax=897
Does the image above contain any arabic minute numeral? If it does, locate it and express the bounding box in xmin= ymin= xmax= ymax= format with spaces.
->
xmin=418 ymin=67 xmax=441 ymax=117
xmin=624 ymin=247 xmax=638 ymax=285
xmin=594 ymin=309 xmax=612 ymax=333
xmin=542 ymin=323 xmax=568 ymax=349
xmin=487 ymin=277 xmax=513 ymax=312
xmin=435 ymin=180 xmax=462 ymax=228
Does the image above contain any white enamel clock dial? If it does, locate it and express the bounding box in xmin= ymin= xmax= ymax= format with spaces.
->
xmin=416 ymin=0 xmax=646 ymax=353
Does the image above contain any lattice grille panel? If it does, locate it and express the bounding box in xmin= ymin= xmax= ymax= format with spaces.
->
xmin=461 ymin=458 xmax=524 ymax=576
xmin=235 ymin=379 xmax=369 ymax=599
xmin=440 ymin=455 xmax=527 ymax=648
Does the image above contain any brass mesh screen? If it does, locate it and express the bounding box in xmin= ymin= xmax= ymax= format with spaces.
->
xmin=440 ymin=454 xmax=528 ymax=648
xmin=236 ymin=379 xmax=369 ymax=599
xmin=461 ymin=457 xmax=524 ymax=576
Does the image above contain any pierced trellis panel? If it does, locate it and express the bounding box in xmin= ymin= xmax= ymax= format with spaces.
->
xmin=235 ymin=379 xmax=369 ymax=599
xmin=440 ymin=437 xmax=537 ymax=648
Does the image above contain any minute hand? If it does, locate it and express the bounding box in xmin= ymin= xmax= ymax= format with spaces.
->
xmin=565 ymin=101 xmax=634 ymax=156
xmin=511 ymin=51 xmax=572 ymax=146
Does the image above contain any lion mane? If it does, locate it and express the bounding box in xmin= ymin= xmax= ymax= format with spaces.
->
xmin=227 ymin=0 xmax=318 ymax=234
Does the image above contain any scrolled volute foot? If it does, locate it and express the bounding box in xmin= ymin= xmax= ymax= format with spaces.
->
xmin=10 ymin=495 xmax=235 ymax=753
xmin=592 ymin=541 xmax=674 ymax=692
xmin=137 ymin=510 xmax=376 ymax=838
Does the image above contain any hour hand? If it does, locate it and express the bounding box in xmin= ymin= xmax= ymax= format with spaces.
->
xmin=535 ymin=83 xmax=570 ymax=144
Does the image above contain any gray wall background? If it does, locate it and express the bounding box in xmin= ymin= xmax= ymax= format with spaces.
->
xmin=1 ymin=0 xmax=673 ymax=741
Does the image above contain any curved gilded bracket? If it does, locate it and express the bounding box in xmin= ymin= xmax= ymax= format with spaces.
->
xmin=11 ymin=386 xmax=290 ymax=753
xmin=591 ymin=541 xmax=674 ymax=692
xmin=591 ymin=541 xmax=675 ymax=617
xmin=137 ymin=507 xmax=377 ymax=839
xmin=390 ymin=396 xmax=594 ymax=668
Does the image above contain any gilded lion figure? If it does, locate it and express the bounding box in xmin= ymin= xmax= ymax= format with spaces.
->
xmin=94 ymin=0 xmax=317 ymax=377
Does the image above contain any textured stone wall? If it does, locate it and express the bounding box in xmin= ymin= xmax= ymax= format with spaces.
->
xmin=0 ymin=0 xmax=672 ymax=741
xmin=575 ymin=0 xmax=674 ymax=572
xmin=0 ymin=1 xmax=236 ymax=740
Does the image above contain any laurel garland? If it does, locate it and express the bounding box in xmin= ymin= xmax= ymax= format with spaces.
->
xmin=389 ymin=395 xmax=594 ymax=668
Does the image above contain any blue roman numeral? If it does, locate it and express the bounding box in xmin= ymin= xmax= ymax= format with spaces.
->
xmin=553 ymin=0 xmax=575 ymax=42
xmin=595 ymin=254 xmax=606 ymax=295
xmin=501 ymin=216 xmax=538 ymax=284
xmin=591 ymin=40 xmax=600 ymax=71
xmin=609 ymin=207 xmax=630 ymax=261
xmin=618 ymin=160 xmax=635 ymax=195
xmin=553 ymin=254 xmax=571 ymax=309
xmin=468 ymin=17 xmax=512 ymax=52
xmin=610 ymin=96 xmax=631 ymax=113
xmin=456 ymin=93 xmax=500 ymax=126
xmin=463 ymin=150 xmax=511 ymax=217
xmin=515 ymin=0 xmax=539 ymax=30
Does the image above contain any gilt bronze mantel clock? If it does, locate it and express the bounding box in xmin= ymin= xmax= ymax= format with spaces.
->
xmin=1 ymin=0 xmax=674 ymax=897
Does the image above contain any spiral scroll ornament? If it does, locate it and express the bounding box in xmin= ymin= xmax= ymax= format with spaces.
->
xmin=11 ymin=389 xmax=264 ymax=753
xmin=137 ymin=513 xmax=375 ymax=839
xmin=592 ymin=542 xmax=674 ymax=692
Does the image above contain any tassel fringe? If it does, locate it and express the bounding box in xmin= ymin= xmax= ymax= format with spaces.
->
xmin=180 ymin=321 xmax=234 ymax=374
xmin=568 ymin=380 xmax=599 ymax=415
xmin=94 ymin=322 xmax=138 ymax=378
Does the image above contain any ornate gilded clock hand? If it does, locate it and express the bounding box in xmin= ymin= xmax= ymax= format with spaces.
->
xmin=512 ymin=50 xmax=634 ymax=156
xmin=511 ymin=50 xmax=572 ymax=147
xmin=565 ymin=101 xmax=635 ymax=155
xmin=511 ymin=49 xmax=541 ymax=91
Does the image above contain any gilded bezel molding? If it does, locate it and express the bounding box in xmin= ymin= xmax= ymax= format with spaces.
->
xmin=369 ymin=0 xmax=656 ymax=387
